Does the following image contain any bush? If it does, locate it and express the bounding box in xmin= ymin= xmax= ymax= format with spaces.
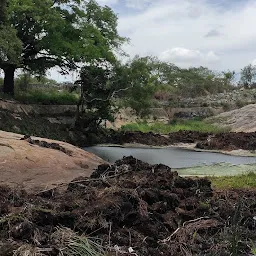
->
xmin=235 ymin=100 xmax=247 ymax=108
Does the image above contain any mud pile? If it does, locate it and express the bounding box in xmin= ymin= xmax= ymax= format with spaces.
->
xmin=196 ymin=132 xmax=256 ymax=151
xmin=0 ymin=157 xmax=256 ymax=255
xmin=105 ymin=130 xmax=209 ymax=146
xmin=168 ymin=131 xmax=210 ymax=144
xmin=105 ymin=130 xmax=171 ymax=146
xmin=106 ymin=130 xmax=256 ymax=151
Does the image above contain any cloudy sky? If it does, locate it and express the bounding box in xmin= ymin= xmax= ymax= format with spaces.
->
xmin=52 ymin=0 xmax=256 ymax=81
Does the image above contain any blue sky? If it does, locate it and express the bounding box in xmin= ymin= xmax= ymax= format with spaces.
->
xmin=50 ymin=0 xmax=256 ymax=81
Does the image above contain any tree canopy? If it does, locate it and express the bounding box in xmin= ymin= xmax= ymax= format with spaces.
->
xmin=0 ymin=0 xmax=126 ymax=94
xmin=240 ymin=64 xmax=256 ymax=88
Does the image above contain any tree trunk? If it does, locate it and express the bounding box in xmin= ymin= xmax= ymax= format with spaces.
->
xmin=3 ymin=66 xmax=15 ymax=95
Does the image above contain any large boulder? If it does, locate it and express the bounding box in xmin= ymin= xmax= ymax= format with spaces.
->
xmin=0 ymin=130 xmax=104 ymax=192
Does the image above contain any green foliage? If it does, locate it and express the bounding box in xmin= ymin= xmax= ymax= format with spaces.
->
xmin=1 ymin=0 xmax=126 ymax=94
xmin=240 ymin=64 xmax=256 ymax=87
xmin=15 ymin=73 xmax=58 ymax=91
xmin=76 ymin=65 xmax=117 ymax=131
xmin=121 ymin=120 xmax=228 ymax=134
xmin=120 ymin=56 xmax=159 ymax=117
xmin=209 ymin=172 xmax=256 ymax=189
xmin=14 ymin=88 xmax=79 ymax=105
xmin=0 ymin=25 xmax=22 ymax=66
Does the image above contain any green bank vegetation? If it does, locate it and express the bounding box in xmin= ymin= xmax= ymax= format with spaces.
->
xmin=121 ymin=120 xmax=230 ymax=134
xmin=209 ymin=172 xmax=256 ymax=189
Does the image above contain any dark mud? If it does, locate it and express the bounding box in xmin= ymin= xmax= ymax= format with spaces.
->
xmin=106 ymin=130 xmax=256 ymax=151
xmin=196 ymin=132 xmax=256 ymax=151
xmin=0 ymin=157 xmax=255 ymax=255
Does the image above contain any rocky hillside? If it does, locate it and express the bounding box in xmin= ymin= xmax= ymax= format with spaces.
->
xmin=206 ymin=104 xmax=256 ymax=132
xmin=169 ymin=88 xmax=256 ymax=109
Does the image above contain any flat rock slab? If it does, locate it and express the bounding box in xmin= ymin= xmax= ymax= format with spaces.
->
xmin=0 ymin=130 xmax=105 ymax=192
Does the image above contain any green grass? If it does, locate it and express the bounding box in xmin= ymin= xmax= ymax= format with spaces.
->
xmin=0 ymin=88 xmax=79 ymax=105
xmin=121 ymin=120 xmax=229 ymax=134
xmin=15 ymin=88 xmax=79 ymax=105
xmin=209 ymin=172 xmax=256 ymax=189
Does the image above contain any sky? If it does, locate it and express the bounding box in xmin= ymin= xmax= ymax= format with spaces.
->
xmin=50 ymin=0 xmax=256 ymax=81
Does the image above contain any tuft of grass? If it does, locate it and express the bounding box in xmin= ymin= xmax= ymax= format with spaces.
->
xmin=52 ymin=227 xmax=107 ymax=256
xmin=209 ymin=172 xmax=256 ymax=189
xmin=121 ymin=119 xmax=229 ymax=134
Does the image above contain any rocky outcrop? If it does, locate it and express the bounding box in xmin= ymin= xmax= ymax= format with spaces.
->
xmin=206 ymin=104 xmax=256 ymax=132
xmin=0 ymin=130 xmax=105 ymax=192
xmin=168 ymin=88 xmax=256 ymax=109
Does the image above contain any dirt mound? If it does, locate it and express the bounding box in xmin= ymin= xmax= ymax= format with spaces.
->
xmin=107 ymin=130 xmax=256 ymax=151
xmin=196 ymin=132 xmax=256 ymax=151
xmin=169 ymin=130 xmax=210 ymax=144
xmin=106 ymin=130 xmax=211 ymax=146
xmin=106 ymin=130 xmax=171 ymax=146
xmin=206 ymin=103 xmax=256 ymax=132
xmin=0 ymin=157 xmax=255 ymax=255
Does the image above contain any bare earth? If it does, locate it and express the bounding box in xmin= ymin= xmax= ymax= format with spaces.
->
xmin=206 ymin=104 xmax=256 ymax=132
xmin=0 ymin=130 xmax=104 ymax=192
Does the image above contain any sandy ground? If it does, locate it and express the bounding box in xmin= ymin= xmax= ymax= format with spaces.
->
xmin=0 ymin=130 xmax=105 ymax=192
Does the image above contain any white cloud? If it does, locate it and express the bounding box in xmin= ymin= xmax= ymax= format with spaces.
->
xmin=159 ymin=47 xmax=219 ymax=66
xmin=160 ymin=47 xmax=201 ymax=62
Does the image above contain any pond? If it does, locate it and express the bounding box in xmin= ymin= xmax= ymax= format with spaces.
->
xmin=85 ymin=146 xmax=256 ymax=169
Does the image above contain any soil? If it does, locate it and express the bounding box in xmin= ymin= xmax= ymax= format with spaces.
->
xmin=106 ymin=130 xmax=256 ymax=151
xmin=196 ymin=132 xmax=256 ymax=151
xmin=0 ymin=156 xmax=255 ymax=255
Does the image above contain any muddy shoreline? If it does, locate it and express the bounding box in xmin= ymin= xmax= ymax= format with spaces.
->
xmin=103 ymin=130 xmax=256 ymax=152
xmin=94 ymin=142 xmax=256 ymax=157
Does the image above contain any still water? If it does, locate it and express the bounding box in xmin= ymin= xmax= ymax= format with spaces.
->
xmin=85 ymin=146 xmax=256 ymax=169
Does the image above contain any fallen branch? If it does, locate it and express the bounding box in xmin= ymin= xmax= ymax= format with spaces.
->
xmin=160 ymin=216 xmax=210 ymax=243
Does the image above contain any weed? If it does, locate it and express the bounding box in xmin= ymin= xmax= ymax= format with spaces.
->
xmin=52 ymin=227 xmax=106 ymax=256
xmin=221 ymin=102 xmax=231 ymax=111
xmin=235 ymin=100 xmax=247 ymax=109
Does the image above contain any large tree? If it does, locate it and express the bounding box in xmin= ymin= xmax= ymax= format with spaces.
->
xmin=0 ymin=0 xmax=126 ymax=95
